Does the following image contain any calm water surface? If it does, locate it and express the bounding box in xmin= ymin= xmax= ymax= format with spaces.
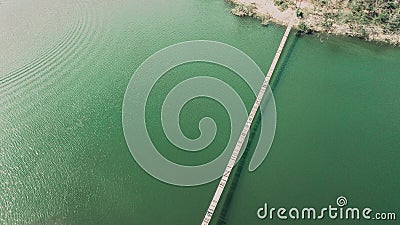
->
xmin=0 ymin=0 xmax=399 ymax=224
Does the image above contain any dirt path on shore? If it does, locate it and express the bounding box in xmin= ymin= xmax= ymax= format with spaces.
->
xmin=233 ymin=0 xmax=312 ymax=26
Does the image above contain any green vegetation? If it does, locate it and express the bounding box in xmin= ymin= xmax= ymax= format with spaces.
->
xmin=345 ymin=0 xmax=400 ymax=33
xmin=231 ymin=3 xmax=257 ymax=17
xmin=313 ymin=0 xmax=399 ymax=31
xmin=229 ymin=1 xmax=272 ymax=25
xmin=275 ymin=0 xmax=400 ymax=44
xmin=296 ymin=8 xmax=304 ymax=18
xmin=274 ymin=0 xmax=288 ymax=11
xmin=228 ymin=0 xmax=399 ymax=44
xmin=274 ymin=0 xmax=297 ymax=11
xmin=298 ymin=21 xmax=312 ymax=33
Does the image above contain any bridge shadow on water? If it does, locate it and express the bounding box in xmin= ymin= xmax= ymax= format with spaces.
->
xmin=269 ymin=31 xmax=300 ymax=92
xmin=215 ymin=31 xmax=300 ymax=225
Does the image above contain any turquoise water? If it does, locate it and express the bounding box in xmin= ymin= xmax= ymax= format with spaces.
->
xmin=0 ymin=0 xmax=399 ymax=224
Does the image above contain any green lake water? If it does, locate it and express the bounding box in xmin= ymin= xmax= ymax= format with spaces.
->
xmin=0 ymin=0 xmax=399 ymax=224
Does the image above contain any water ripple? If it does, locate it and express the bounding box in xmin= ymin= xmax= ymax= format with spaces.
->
xmin=0 ymin=0 xmax=103 ymax=110
xmin=0 ymin=1 xmax=105 ymax=223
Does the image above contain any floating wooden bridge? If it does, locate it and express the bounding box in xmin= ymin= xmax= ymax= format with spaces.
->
xmin=201 ymin=4 xmax=300 ymax=224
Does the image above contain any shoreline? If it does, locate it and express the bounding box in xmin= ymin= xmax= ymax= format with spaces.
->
xmin=227 ymin=0 xmax=400 ymax=46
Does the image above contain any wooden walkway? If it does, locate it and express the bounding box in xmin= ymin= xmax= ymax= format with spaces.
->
xmin=200 ymin=7 xmax=297 ymax=225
